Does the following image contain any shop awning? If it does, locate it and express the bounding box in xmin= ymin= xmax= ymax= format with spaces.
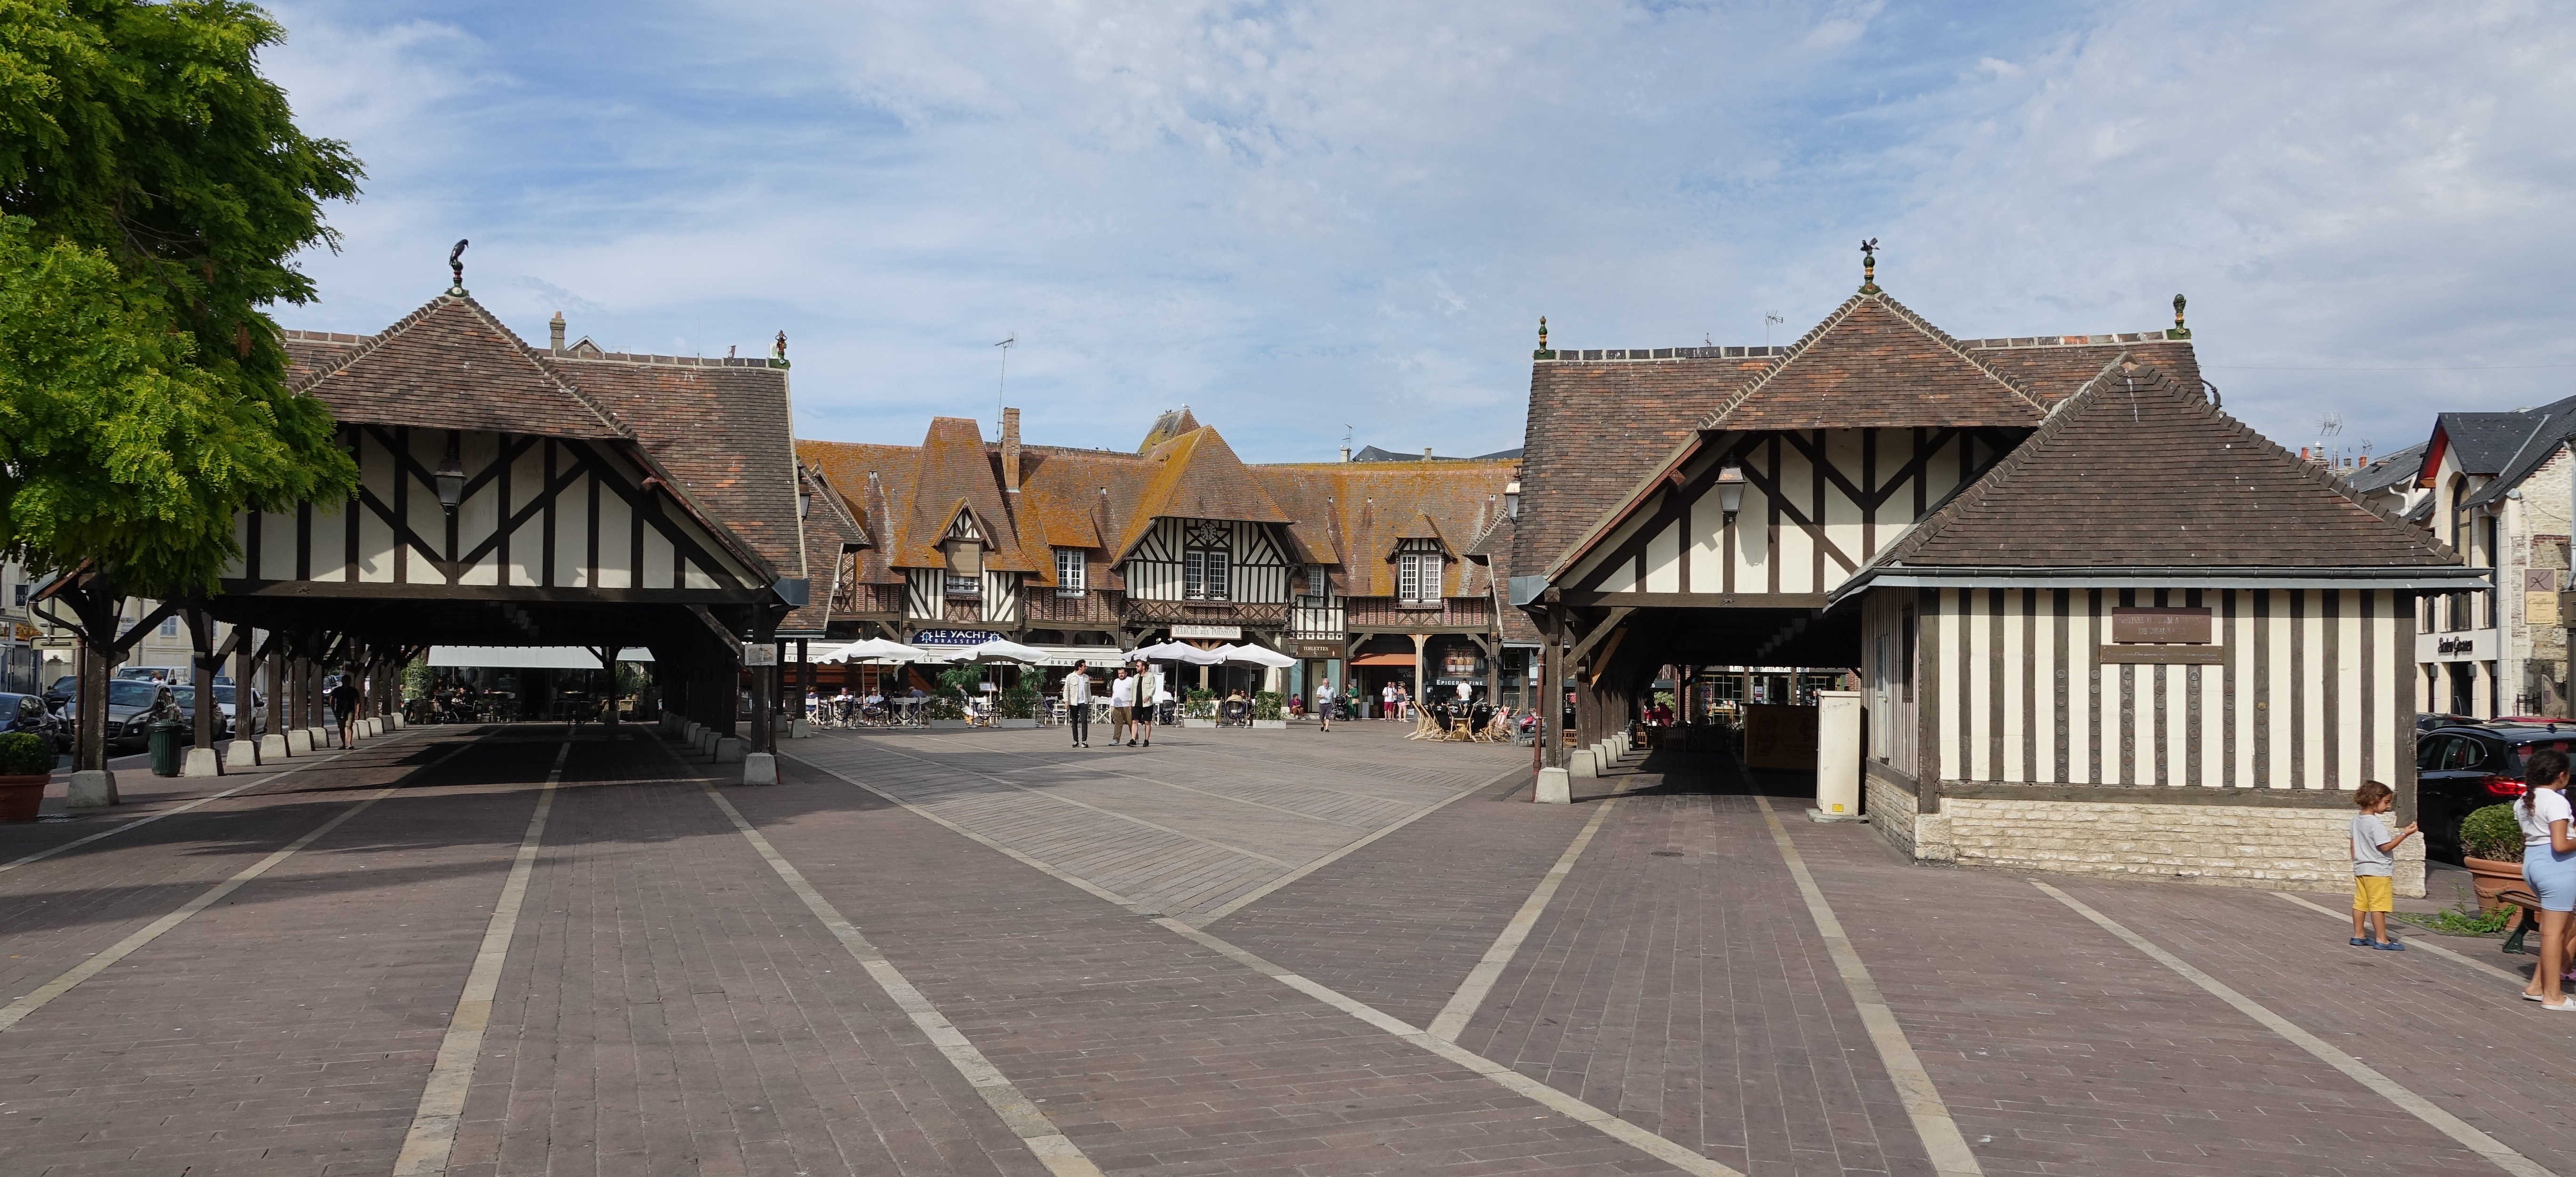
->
xmin=1349 ymin=653 xmax=1417 ymax=667
xmin=426 ymin=646 xmax=652 ymax=669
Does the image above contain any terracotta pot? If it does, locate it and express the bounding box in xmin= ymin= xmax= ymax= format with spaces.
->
xmin=2463 ymin=855 xmax=2527 ymax=913
xmin=0 ymin=774 xmax=48 ymax=823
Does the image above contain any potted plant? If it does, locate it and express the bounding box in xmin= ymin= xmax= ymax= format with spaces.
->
xmin=997 ymin=683 xmax=1038 ymax=729
xmin=1252 ymin=691 xmax=1286 ymax=730
xmin=2460 ymin=803 xmax=2526 ymax=912
xmin=0 ymin=731 xmax=52 ymax=822
xmin=1183 ymin=688 xmax=1217 ymax=727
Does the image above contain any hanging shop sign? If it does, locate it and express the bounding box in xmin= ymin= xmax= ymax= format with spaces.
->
xmin=1288 ymin=641 xmax=1343 ymax=660
xmin=2109 ymin=607 xmax=2212 ymax=644
xmin=913 ymin=629 xmax=1005 ymax=645
xmin=1170 ymin=624 xmax=1243 ymax=640
xmin=741 ymin=644 xmax=779 ymax=667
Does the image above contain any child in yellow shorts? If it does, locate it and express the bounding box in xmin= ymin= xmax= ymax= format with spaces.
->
xmin=2350 ymin=781 xmax=2417 ymax=950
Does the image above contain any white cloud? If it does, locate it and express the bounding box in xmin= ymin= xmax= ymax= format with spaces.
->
xmin=252 ymin=0 xmax=2576 ymax=466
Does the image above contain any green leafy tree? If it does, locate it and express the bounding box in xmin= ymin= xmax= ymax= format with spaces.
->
xmin=0 ymin=0 xmax=363 ymax=774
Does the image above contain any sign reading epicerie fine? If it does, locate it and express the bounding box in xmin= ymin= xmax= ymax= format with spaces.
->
xmin=2110 ymin=607 xmax=2212 ymax=644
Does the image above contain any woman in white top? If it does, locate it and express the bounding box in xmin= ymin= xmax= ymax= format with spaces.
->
xmin=2516 ymin=747 xmax=2576 ymax=1009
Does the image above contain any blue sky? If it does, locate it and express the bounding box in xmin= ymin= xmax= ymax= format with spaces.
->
xmin=261 ymin=0 xmax=2576 ymax=466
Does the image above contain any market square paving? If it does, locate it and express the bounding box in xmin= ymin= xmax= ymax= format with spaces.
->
xmin=0 ymin=721 xmax=2566 ymax=1177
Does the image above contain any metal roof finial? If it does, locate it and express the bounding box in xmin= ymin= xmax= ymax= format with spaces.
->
xmin=1533 ymin=315 xmax=1555 ymax=360
xmin=769 ymin=330 xmax=790 ymax=368
xmin=447 ymin=239 xmax=469 ymax=295
xmin=2167 ymin=293 xmax=2191 ymax=339
xmin=1858 ymin=239 xmax=1880 ymax=295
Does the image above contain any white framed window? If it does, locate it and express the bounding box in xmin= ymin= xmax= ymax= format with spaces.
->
xmin=1398 ymin=552 xmax=1442 ymax=604
xmin=1304 ymin=564 xmax=1329 ymax=607
xmin=1184 ymin=549 xmax=1230 ymax=600
xmin=944 ymin=574 xmax=980 ymax=598
xmin=160 ymin=615 xmax=179 ymax=637
xmin=1056 ymin=549 xmax=1087 ymax=597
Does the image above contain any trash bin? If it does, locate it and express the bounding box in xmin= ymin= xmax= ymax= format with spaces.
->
xmin=147 ymin=718 xmax=186 ymax=777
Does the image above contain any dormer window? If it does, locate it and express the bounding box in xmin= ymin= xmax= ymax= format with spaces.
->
xmin=1055 ymin=548 xmax=1087 ymax=597
xmin=1397 ymin=543 xmax=1444 ymax=605
xmin=943 ymin=533 xmax=982 ymax=598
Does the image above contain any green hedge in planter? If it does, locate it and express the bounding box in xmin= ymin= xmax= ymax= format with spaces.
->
xmin=0 ymin=732 xmax=50 ymax=776
xmin=1253 ymin=691 xmax=1282 ymax=721
xmin=2462 ymin=803 xmax=2524 ymax=863
xmin=1183 ymin=688 xmax=1215 ymax=719
xmin=998 ymin=684 xmax=1038 ymax=719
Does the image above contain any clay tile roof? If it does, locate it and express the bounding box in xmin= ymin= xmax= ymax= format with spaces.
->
xmin=1880 ymin=357 xmax=2457 ymax=570
xmin=886 ymin=418 xmax=1032 ymax=571
xmin=546 ymin=353 xmax=801 ymax=587
xmin=287 ymin=296 xmax=627 ymax=438
xmin=1701 ymin=294 xmax=2042 ymax=431
xmin=1966 ymin=337 xmax=2204 ymax=406
xmin=796 ymin=440 xmax=919 ymax=585
xmin=1250 ymin=459 xmax=1517 ymax=596
xmin=1511 ymin=356 xmax=1768 ymax=584
xmin=1114 ymin=428 xmax=1292 ymax=558
xmin=1137 ymin=407 xmax=1203 ymax=453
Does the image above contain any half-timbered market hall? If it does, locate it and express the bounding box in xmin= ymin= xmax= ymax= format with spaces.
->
xmin=1512 ymin=262 xmax=2482 ymax=895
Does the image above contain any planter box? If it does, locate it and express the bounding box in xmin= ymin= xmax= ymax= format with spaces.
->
xmin=928 ymin=719 xmax=971 ymax=730
xmin=1183 ymin=718 xmax=1217 ymax=728
xmin=0 ymin=774 xmax=45 ymax=822
xmin=2464 ymin=855 xmax=2524 ymax=912
xmin=997 ymin=718 xmax=1037 ymax=729
xmin=1252 ymin=719 xmax=1287 ymax=729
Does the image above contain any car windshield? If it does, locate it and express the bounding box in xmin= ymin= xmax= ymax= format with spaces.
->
xmin=107 ymin=681 xmax=163 ymax=707
xmin=48 ymin=677 xmax=75 ymax=693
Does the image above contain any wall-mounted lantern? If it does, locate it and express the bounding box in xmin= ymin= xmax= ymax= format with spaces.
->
xmin=1716 ymin=466 xmax=1747 ymax=524
xmin=435 ymin=431 xmax=466 ymax=512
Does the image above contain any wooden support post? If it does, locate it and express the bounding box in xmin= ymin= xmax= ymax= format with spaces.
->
xmin=234 ymin=630 xmax=257 ymax=739
xmin=1539 ymin=607 xmax=1564 ymax=770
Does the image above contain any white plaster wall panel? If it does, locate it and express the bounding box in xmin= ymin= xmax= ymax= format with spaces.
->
xmin=1938 ymin=589 xmax=1964 ymax=782
xmin=1689 ymin=483 xmax=1725 ymax=593
xmin=403 ymin=431 xmax=447 ymax=583
xmin=2336 ymin=596 xmax=2364 ymax=786
xmin=554 ymin=480 xmax=590 ymax=588
xmin=506 ymin=441 xmax=547 ymax=586
xmin=2265 ymin=602 xmax=2294 ymax=788
xmin=2000 ymin=589 xmax=2026 ymax=782
xmin=453 ymin=437 xmax=501 ymax=586
xmin=1733 ymin=478 xmax=1770 ymax=586
xmin=1644 ymin=522 xmax=1682 ymax=593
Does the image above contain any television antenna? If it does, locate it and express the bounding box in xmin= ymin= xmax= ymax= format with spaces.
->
xmin=994 ymin=332 xmax=1015 ymax=440
xmin=1764 ymin=311 xmax=1784 ymax=347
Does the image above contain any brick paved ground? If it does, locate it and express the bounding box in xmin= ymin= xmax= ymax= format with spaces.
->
xmin=0 ymin=719 xmax=2570 ymax=1176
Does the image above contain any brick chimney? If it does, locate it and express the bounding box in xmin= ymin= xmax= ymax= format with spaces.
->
xmin=1001 ymin=407 xmax=1022 ymax=493
xmin=549 ymin=312 xmax=565 ymax=350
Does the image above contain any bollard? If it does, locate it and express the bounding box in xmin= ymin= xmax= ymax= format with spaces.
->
xmin=288 ymin=728 xmax=313 ymax=754
xmin=66 ymin=769 xmax=117 ymax=807
xmin=262 ymin=732 xmax=290 ymax=759
xmin=742 ymin=752 xmax=777 ymax=783
xmin=181 ymin=746 xmax=221 ymax=779
xmin=1568 ymin=748 xmax=1598 ymax=778
xmin=1535 ymin=767 xmax=1571 ymax=803
xmin=713 ymin=737 xmax=747 ymax=763
xmin=225 ymin=739 xmax=259 ymax=770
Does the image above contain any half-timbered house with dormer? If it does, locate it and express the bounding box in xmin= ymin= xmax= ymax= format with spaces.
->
xmin=1511 ymin=261 xmax=2481 ymax=894
xmin=797 ymin=408 xmax=1519 ymax=703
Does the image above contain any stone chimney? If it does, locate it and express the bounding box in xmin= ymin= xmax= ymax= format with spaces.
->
xmin=1001 ymin=407 xmax=1022 ymax=493
xmin=1423 ymin=447 xmax=1434 ymax=460
xmin=549 ymin=312 xmax=565 ymax=351
xmin=1340 ymin=446 xmax=1352 ymax=463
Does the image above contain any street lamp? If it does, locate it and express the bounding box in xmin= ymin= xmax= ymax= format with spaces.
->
xmin=434 ymin=432 xmax=466 ymax=512
xmin=1716 ymin=466 xmax=1747 ymax=524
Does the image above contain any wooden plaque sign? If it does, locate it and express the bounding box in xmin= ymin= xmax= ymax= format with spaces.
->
xmin=2110 ymin=606 xmax=2211 ymax=644
xmin=1288 ymin=641 xmax=1343 ymax=660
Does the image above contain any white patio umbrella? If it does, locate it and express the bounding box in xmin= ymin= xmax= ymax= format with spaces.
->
xmin=1217 ymin=644 xmax=1296 ymax=668
xmin=1128 ymin=641 xmax=1226 ymax=665
xmin=955 ymin=638 xmax=1047 ymax=664
xmin=816 ymin=637 xmax=944 ymax=663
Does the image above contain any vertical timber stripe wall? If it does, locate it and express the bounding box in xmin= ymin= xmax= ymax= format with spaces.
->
xmin=1920 ymin=587 xmax=2407 ymax=791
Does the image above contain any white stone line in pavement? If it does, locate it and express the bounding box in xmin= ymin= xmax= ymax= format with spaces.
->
xmin=2032 ymin=879 xmax=2552 ymax=1177
xmin=1754 ymin=796 xmax=1984 ymax=1177
xmin=0 ymin=726 xmax=438 ymax=876
xmin=829 ymin=738 xmax=1297 ymax=867
xmin=698 ymin=783 xmax=1105 ymax=1177
xmin=1196 ymin=762 xmax=1528 ymax=926
xmin=2269 ymin=890 xmax=2531 ymax=986
xmin=1426 ymin=795 xmax=1619 ymax=1041
xmin=787 ymin=751 xmax=1739 ymax=1177
xmin=392 ymin=741 xmax=569 ymax=1177
xmin=0 ymin=787 xmax=400 ymax=1033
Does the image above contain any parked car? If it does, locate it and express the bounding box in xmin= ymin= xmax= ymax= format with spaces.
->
xmin=83 ymin=680 xmax=176 ymax=754
xmin=0 ymin=691 xmax=68 ymax=754
xmin=113 ymin=666 xmax=185 ymax=684
xmin=42 ymin=675 xmax=76 ymax=712
xmin=2416 ymin=712 xmax=2478 ymax=732
xmin=2490 ymin=715 xmax=2576 ymax=728
xmin=2415 ymin=723 xmax=2576 ymax=863
xmin=168 ymin=683 xmax=260 ymax=739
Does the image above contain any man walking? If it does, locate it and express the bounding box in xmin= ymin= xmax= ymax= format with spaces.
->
xmin=328 ymin=672 xmax=362 ymax=748
xmin=1133 ymin=660 xmax=1159 ymax=748
xmin=1063 ymin=660 xmax=1093 ymax=748
xmin=1108 ymin=666 xmax=1135 ymax=747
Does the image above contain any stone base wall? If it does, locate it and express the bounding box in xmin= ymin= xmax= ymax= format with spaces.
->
xmin=1928 ymin=797 xmax=2425 ymax=897
xmin=1866 ymin=771 xmax=1951 ymax=862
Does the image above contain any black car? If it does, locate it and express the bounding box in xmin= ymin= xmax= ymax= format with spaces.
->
xmin=2415 ymin=724 xmax=2576 ymax=862
xmin=2416 ymin=712 xmax=2478 ymax=732
xmin=0 ymin=691 xmax=68 ymax=753
xmin=80 ymin=680 xmax=175 ymax=754
xmin=42 ymin=674 xmax=77 ymax=711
